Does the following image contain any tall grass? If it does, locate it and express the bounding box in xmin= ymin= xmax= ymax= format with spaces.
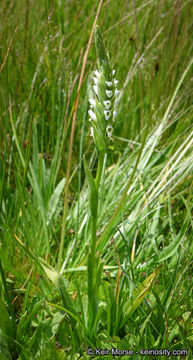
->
xmin=0 ymin=0 xmax=192 ymax=359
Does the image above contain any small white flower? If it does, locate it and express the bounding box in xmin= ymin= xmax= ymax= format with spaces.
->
xmin=93 ymin=77 xmax=98 ymax=85
xmin=106 ymin=90 xmax=113 ymax=98
xmin=103 ymin=100 xmax=111 ymax=109
xmin=115 ymin=97 xmax=119 ymax=107
xmin=93 ymin=85 xmax=98 ymax=96
xmin=90 ymin=127 xmax=94 ymax=137
xmin=88 ymin=109 xmax=96 ymax=121
xmin=113 ymin=111 xmax=117 ymax=121
xmin=89 ymin=98 xmax=96 ymax=107
xmin=106 ymin=125 xmax=113 ymax=138
xmin=105 ymin=81 xmax=113 ymax=87
xmin=94 ymin=69 xmax=100 ymax=78
xmin=114 ymin=79 xmax=118 ymax=86
xmin=104 ymin=110 xmax=111 ymax=121
xmin=115 ymin=89 xmax=120 ymax=96
xmin=112 ymin=69 xmax=116 ymax=75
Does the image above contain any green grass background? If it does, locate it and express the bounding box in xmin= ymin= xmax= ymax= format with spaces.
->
xmin=0 ymin=0 xmax=192 ymax=359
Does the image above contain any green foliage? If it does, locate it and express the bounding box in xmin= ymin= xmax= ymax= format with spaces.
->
xmin=0 ymin=0 xmax=193 ymax=359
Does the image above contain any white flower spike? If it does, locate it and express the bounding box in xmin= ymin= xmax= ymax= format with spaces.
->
xmin=106 ymin=125 xmax=113 ymax=138
xmin=105 ymin=81 xmax=113 ymax=87
xmin=93 ymin=77 xmax=98 ymax=85
xmin=89 ymin=99 xmax=96 ymax=107
xmin=103 ymin=100 xmax=111 ymax=109
xmin=93 ymin=85 xmax=98 ymax=96
xmin=88 ymin=109 xmax=97 ymax=121
xmin=87 ymin=25 xmax=119 ymax=152
xmin=106 ymin=90 xmax=113 ymax=98
xmin=90 ymin=127 xmax=94 ymax=137
xmin=104 ymin=110 xmax=111 ymax=121
xmin=113 ymin=111 xmax=117 ymax=121
xmin=94 ymin=69 xmax=100 ymax=78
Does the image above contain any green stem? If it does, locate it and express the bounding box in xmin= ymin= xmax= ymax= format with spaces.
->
xmin=88 ymin=151 xmax=105 ymax=335
xmin=88 ymin=215 xmax=97 ymax=335
xmin=90 ymin=215 xmax=97 ymax=271
xmin=95 ymin=151 xmax=105 ymax=190
xmin=91 ymin=150 xmax=104 ymax=266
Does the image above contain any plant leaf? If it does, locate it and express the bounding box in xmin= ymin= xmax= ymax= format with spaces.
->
xmin=156 ymin=221 xmax=188 ymax=262
xmin=47 ymin=177 xmax=65 ymax=224
xmin=121 ymin=266 xmax=161 ymax=327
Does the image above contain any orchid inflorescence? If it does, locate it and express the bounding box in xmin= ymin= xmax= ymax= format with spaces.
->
xmin=83 ymin=26 xmax=120 ymax=333
xmin=88 ymin=25 xmax=119 ymax=154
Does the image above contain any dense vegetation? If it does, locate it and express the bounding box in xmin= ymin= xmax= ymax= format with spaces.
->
xmin=0 ymin=0 xmax=192 ymax=359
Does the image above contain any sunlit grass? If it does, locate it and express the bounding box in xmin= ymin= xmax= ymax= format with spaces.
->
xmin=0 ymin=0 xmax=192 ymax=359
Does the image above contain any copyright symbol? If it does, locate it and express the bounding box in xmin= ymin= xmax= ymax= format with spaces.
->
xmin=87 ymin=348 xmax=94 ymax=355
